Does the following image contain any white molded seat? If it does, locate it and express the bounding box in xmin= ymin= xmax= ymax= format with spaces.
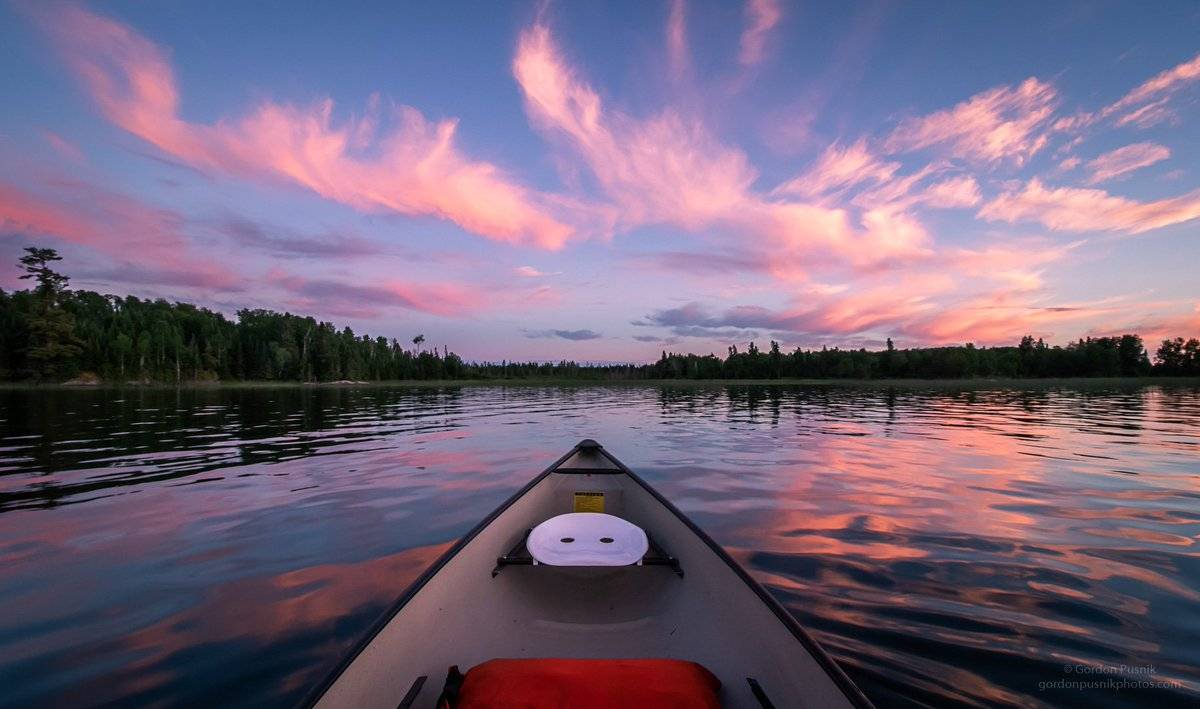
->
xmin=527 ymin=513 xmax=649 ymax=566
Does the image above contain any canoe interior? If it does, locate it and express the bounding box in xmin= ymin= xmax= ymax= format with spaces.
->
xmin=313 ymin=443 xmax=867 ymax=709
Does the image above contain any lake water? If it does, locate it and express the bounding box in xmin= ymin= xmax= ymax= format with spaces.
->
xmin=1 ymin=383 xmax=1198 ymax=707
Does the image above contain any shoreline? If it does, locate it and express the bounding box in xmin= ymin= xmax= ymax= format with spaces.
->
xmin=3 ymin=376 xmax=1199 ymax=390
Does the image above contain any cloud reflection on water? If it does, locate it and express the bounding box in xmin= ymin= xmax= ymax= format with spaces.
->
xmin=0 ymin=384 xmax=1197 ymax=706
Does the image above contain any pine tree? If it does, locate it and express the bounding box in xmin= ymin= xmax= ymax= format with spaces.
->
xmin=18 ymin=248 xmax=82 ymax=379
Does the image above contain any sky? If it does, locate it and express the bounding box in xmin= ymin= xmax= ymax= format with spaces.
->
xmin=0 ymin=0 xmax=1198 ymax=362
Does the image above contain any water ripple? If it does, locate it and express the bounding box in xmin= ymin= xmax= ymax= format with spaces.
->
xmin=0 ymin=383 xmax=1198 ymax=707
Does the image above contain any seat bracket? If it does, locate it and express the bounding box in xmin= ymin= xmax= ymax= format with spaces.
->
xmin=493 ymin=528 xmax=683 ymax=577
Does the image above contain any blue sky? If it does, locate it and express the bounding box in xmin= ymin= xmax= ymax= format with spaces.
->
xmin=1 ymin=0 xmax=1198 ymax=361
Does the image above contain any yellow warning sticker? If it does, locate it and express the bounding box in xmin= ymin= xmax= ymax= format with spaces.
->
xmin=573 ymin=491 xmax=605 ymax=513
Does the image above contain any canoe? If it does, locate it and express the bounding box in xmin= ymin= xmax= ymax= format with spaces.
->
xmin=306 ymin=439 xmax=872 ymax=708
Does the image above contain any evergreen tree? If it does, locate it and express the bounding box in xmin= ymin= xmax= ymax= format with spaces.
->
xmin=17 ymin=248 xmax=82 ymax=379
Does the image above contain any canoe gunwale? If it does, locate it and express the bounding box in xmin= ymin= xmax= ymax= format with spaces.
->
xmin=298 ymin=445 xmax=573 ymax=708
xmin=604 ymin=447 xmax=874 ymax=709
xmin=302 ymin=440 xmax=874 ymax=709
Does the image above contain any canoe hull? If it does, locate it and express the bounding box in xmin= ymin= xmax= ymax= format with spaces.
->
xmin=309 ymin=441 xmax=871 ymax=708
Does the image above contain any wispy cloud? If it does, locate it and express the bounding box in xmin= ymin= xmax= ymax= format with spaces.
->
xmin=635 ymin=235 xmax=1100 ymax=346
xmin=31 ymin=3 xmax=572 ymax=249
xmin=639 ymin=275 xmax=1110 ymax=347
xmin=638 ymin=293 xmax=934 ymax=342
xmin=1088 ymin=303 xmax=1200 ymax=343
xmin=522 ymin=328 xmax=603 ymax=340
xmin=514 ymin=23 xmax=758 ymax=230
xmin=1105 ymin=51 xmax=1200 ymax=127
xmin=267 ymin=269 xmax=488 ymax=319
xmin=14 ymin=2 xmax=1199 ymax=352
xmin=0 ymin=179 xmax=236 ymax=290
xmin=919 ymin=175 xmax=983 ymax=208
xmin=772 ymin=139 xmax=899 ymax=200
xmin=906 ymin=291 xmax=1112 ymax=344
xmin=217 ymin=217 xmax=382 ymax=259
xmin=666 ymin=0 xmax=689 ymax=79
xmin=884 ymin=78 xmax=1057 ymax=165
xmin=980 ymin=179 xmax=1200 ymax=233
xmin=848 ymin=164 xmax=983 ymax=211
xmin=738 ymin=0 xmax=782 ymax=68
xmin=1084 ymin=142 xmax=1170 ymax=184
xmin=513 ymin=22 xmax=933 ymax=275
xmin=40 ymin=130 xmax=85 ymax=162
xmin=1054 ymin=51 xmax=1200 ymax=132
xmin=628 ymin=250 xmax=775 ymax=276
xmin=514 ymin=265 xmax=558 ymax=277
xmin=1115 ymin=98 xmax=1177 ymax=129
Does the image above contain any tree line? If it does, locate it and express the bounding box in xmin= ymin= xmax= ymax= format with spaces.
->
xmin=0 ymin=248 xmax=643 ymax=383
xmin=1 ymin=247 xmax=1197 ymax=383
xmin=649 ymin=335 xmax=1198 ymax=380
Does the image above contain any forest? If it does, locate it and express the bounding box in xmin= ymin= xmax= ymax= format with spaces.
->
xmin=2 ymin=247 xmax=1198 ymax=383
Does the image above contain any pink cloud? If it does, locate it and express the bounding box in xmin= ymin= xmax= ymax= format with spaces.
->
xmin=771 ymin=139 xmax=900 ymax=200
xmin=666 ymin=0 xmax=688 ymax=80
xmin=856 ymin=209 xmax=932 ymax=259
xmin=641 ymin=284 xmax=1122 ymax=347
xmin=1085 ymin=142 xmax=1170 ymax=184
xmin=850 ymin=166 xmax=983 ymax=212
xmin=917 ymin=241 xmax=1100 ymax=345
xmin=906 ymin=291 xmax=1109 ymax=345
xmin=884 ymin=78 xmax=1058 ymax=165
xmin=641 ymin=276 xmax=936 ymax=339
xmin=638 ymin=237 xmax=1099 ymax=345
xmin=1114 ymin=98 xmax=1177 ymax=129
xmin=0 ymin=183 xmax=93 ymax=241
xmin=265 ymin=269 xmax=490 ymax=319
xmin=947 ymin=239 xmax=1083 ymax=291
xmin=216 ymin=217 xmax=381 ymax=259
xmin=513 ymin=265 xmax=561 ymax=278
xmin=920 ymin=175 xmax=983 ymax=208
xmin=1104 ymin=51 xmax=1200 ymax=125
xmin=741 ymin=202 xmax=931 ymax=279
xmin=849 ymin=163 xmax=936 ymax=208
xmin=514 ymin=23 xmax=933 ymax=272
xmin=1053 ymin=51 xmax=1200 ymax=133
xmin=0 ymin=179 xmax=237 ymax=290
xmin=795 ymin=282 xmax=945 ymax=335
xmin=803 ymin=269 xmax=1102 ymax=346
xmin=757 ymin=103 xmax=818 ymax=155
xmin=883 ymin=249 xmax=1093 ymax=344
xmin=514 ymin=23 xmax=757 ymax=229
xmin=825 ymin=159 xmax=981 ymax=213
xmin=1051 ymin=113 xmax=1094 ymax=133
xmin=1088 ymin=304 xmax=1200 ymax=343
xmin=903 ymin=251 xmax=1113 ymax=344
xmin=980 ymin=179 xmax=1200 ymax=233
xmin=763 ymin=194 xmax=932 ymax=270
xmin=263 ymin=261 xmax=566 ymax=320
xmin=77 ymin=263 xmax=242 ymax=291
xmin=738 ymin=0 xmax=782 ymax=68
xmin=32 ymin=4 xmax=572 ymax=249
xmin=40 ymin=130 xmax=85 ymax=162
xmin=641 ymin=279 xmax=971 ymax=343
